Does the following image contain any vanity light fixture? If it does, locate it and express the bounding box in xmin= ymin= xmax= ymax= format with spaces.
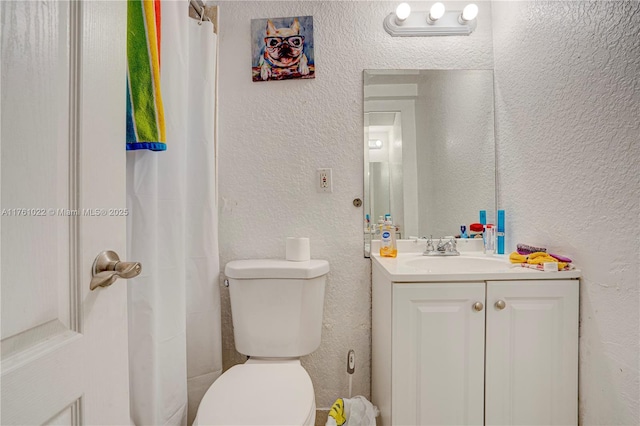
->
xmin=459 ymin=3 xmax=479 ymax=23
xmin=395 ymin=3 xmax=411 ymax=24
xmin=427 ymin=2 xmax=445 ymax=24
xmin=368 ymin=139 xmax=383 ymax=150
xmin=384 ymin=2 xmax=478 ymax=37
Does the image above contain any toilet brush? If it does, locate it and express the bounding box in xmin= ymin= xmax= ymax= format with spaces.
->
xmin=347 ymin=349 xmax=355 ymax=398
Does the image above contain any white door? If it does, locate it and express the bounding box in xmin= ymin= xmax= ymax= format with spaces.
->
xmin=1 ymin=1 xmax=130 ymax=424
xmin=393 ymin=283 xmax=486 ymax=426
xmin=485 ymin=280 xmax=579 ymax=425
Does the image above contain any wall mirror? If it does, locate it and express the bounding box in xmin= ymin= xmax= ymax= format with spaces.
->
xmin=364 ymin=69 xmax=496 ymax=257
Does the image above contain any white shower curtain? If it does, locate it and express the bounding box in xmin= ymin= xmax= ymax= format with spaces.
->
xmin=126 ymin=3 xmax=221 ymax=425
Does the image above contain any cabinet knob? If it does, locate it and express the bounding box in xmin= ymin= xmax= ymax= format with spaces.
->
xmin=495 ymin=300 xmax=506 ymax=310
xmin=473 ymin=302 xmax=484 ymax=312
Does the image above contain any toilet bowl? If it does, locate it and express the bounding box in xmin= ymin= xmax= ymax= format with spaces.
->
xmin=194 ymin=259 xmax=329 ymax=426
xmin=194 ymin=359 xmax=315 ymax=426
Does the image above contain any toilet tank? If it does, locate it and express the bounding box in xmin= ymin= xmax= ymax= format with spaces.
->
xmin=225 ymin=259 xmax=329 ymax=358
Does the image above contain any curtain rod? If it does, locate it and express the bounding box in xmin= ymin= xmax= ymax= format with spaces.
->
xmin=189 ymin=0 xmax=211 ymax=23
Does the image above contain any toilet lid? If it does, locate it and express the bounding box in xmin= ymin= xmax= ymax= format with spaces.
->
xmin=196 ymin=363 xmax=315 ymax=425
xmin=225 ymin=259 xmax=329 ymax=279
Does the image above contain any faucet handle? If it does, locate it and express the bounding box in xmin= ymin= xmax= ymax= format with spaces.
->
xmin=445 ymin=237 xmax=460 ymax=255
xmin=425 ymin=235 xmax=435 ymax=252
xmin=446 ymin=239 xmax=457 ymax=253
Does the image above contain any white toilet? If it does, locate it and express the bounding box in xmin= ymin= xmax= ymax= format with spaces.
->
xmin=194 ymin=259 xmax=330 ymax=426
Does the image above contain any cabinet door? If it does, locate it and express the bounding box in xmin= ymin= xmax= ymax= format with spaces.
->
xmin=393 ymin=283 xmax=485 ymax=426
xmin=485 ymin=280 xmax=578 ymax=425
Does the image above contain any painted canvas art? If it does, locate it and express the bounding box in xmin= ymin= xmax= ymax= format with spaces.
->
xmin=251 ymin=16 xmax=315 ymax=82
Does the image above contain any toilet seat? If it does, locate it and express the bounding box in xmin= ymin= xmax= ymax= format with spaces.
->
xmin=194 ymin=361 xmax=316 ymax=426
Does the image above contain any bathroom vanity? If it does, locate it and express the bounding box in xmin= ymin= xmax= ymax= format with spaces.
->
xmin=371 ymin=241 xmax=580 ymax=426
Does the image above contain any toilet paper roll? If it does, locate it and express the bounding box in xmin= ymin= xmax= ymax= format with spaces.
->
xmin=286 ymin=237 xmax=310 ymax=262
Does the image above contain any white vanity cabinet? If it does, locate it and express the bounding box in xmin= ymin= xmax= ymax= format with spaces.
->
xmin=372 ymin=262 xmax=579 ymax=426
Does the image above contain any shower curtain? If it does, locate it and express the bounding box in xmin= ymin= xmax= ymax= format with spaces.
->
xmin=126 ymin=2 xmax=221 ymax=425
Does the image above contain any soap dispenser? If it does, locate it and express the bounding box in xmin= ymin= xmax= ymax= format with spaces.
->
xmin=380 ymin=217 xmax=397 ymax=258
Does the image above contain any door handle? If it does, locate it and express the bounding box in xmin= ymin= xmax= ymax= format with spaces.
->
xmin=90 ymin=250 xmax=142 ymax=290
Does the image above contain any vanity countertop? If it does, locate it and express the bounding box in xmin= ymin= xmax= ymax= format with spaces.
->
xmin=371 ymin=240 xmax=581 ymax=282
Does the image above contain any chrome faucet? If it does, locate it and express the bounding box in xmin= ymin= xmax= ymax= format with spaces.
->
xmin=423 ymin=236 xmax=460 ymax=256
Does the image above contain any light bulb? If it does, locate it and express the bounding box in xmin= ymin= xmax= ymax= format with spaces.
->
xmin=429 ymin=2 xmax=446 ymax=22
xmin=461 ymin=3 xmax=478 ymax=21
xmin=395 ymin=3 xmax=411 ymax=21
xmin=369 ymin=140 xmax=383 ymax=149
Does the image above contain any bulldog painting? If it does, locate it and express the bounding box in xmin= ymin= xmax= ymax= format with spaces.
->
xmin=251 ymin=16 xmax=315 ymax=82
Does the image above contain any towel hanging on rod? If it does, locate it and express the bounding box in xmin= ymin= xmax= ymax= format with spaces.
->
xmin=126 ymin=0 xmax=166 ymax=151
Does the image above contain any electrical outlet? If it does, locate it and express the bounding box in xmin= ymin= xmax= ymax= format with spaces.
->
xmin=317 ymin=168 xmax=332 ymax=193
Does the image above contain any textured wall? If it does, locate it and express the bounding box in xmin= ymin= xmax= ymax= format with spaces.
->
xmin=491 ymin=1 xmax=640 ymax=424
xmin=217 ymin=0 xmax=493 ymax=409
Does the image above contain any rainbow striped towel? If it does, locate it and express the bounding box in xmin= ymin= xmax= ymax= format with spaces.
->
xmin=126 ymin=0 xmax=166 ymax=151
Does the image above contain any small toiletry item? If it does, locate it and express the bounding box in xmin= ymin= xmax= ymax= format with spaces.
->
xmin=550 ymin=253 xmax=572 ymax=263
xmin=376 ymin=216 xmax=384 ymax=238
xmin=460 ymin=225 xmax=468 ymax=239
xmin=469 ymin=223 xmax=484 ymax=238
xmin=479 ymin=210 xmax=487 ymax=225
xmin=516 ymin=243 xmax=547 ymax=255
xmin=469 ymin=223 xmax=484 ymax=232
xmin=484 ymin=224 xmax=495 ymax=255
xmin=497 ymin=210 xmax=505 ymax=254
xmin=380 ymin=217 xmax=397 ymax=258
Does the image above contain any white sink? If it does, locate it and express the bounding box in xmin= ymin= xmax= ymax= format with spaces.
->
xmin=403 ymin=255 xmax=508 ymax=274
xmin=370 ymin=239 xmax=581 ymax=281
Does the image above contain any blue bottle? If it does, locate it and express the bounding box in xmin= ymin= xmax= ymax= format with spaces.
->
xmin=497 ymin=210 xmax=505 ymax=254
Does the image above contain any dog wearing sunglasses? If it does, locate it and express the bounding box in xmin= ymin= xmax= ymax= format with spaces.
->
xmin=259 ymin=18 xmax=309 ymax=81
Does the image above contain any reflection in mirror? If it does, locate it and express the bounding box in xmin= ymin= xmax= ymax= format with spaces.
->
xmin=364 ymin=70 xmax=496 ymax=256
xmin=365 ymin=111 xmax=404 ymax=244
